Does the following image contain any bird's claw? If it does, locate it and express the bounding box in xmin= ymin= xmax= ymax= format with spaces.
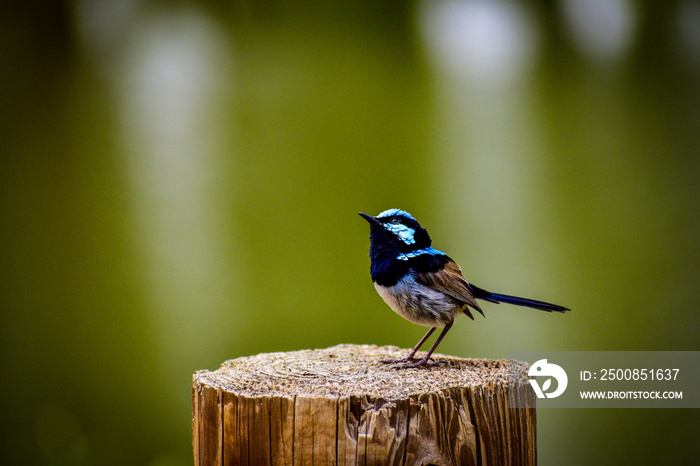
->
xmin=380 ymin=356 xmax=418 ymax=365
xmin=382 ymin=356 xmax=447 ymax=369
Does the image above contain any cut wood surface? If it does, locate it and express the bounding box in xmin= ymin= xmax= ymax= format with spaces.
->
xmin=192 ymin=344 xmax=535 ymax=466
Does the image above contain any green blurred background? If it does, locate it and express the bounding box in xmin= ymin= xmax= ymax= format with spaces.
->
xmin=1 ymin=0 xmax=698 ymax=464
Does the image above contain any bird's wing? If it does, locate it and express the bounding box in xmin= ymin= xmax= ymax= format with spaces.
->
xmin=415 ymin=259 xmax=484 ymax=319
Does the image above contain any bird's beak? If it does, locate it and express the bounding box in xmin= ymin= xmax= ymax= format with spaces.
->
xmin=358 ymin=212 xmax=379 ymax=224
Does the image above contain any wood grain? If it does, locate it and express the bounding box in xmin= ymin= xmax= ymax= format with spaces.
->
xmin=192 ymin=344 xmax=536 ymax=465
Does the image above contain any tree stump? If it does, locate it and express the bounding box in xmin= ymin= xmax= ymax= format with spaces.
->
xmin=192 ymin=344 xmax=535 ymax=466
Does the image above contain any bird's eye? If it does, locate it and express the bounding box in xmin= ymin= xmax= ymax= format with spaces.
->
xmin=390 ymin=218 xmax=399 ymax=224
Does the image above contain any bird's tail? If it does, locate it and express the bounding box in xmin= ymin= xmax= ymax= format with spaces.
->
xmin=470 ymin=285 xmax=570 ymax=313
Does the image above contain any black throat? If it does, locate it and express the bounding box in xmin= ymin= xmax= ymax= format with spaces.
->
xmin=367 ymin=222 xmax=430 ymax=287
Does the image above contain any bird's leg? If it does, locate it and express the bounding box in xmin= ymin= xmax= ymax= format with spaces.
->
xmin=381 ymin=327 xmax=436 ymax=364
xmin=397 ymin=322 xmax=453 ymax=369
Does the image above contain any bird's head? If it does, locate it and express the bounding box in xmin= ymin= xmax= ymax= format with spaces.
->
xmin=359 ymin=209 xmax=432 ymax=259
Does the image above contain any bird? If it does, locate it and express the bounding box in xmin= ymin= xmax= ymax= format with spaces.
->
xmin=359 ymin=209 xmax=570 ymax=368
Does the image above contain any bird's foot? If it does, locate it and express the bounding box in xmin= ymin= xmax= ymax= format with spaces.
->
xmin=380 ymin=356 xmax=418 ymax=365
xmin=382 ymin=355 xmax=447 ymax=369
xmin=395 ymin=358 xmax=448 ymax=369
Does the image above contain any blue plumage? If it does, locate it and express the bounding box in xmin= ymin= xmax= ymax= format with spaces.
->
xmin=359 ymin=209 xmax=570 ymax=368
xmin=376 ymin=208 xmax=415 ymax=220
xmin=396 ymin=247 xmax=446 ymax=261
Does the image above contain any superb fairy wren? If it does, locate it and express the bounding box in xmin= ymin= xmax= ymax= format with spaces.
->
xmin=359 ymin=209 xmax=570 ymax=368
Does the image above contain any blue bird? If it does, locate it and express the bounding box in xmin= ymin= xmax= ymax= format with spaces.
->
xmin=359 ymin=209 xmax=570 ymax=368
